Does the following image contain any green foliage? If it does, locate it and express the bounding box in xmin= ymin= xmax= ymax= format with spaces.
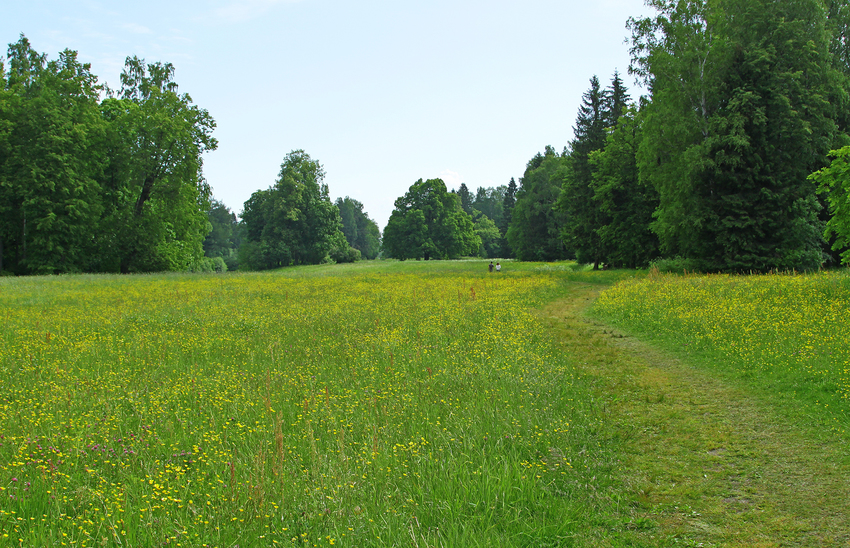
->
xmin=590 ymin=105 xmax=660 ymax=268
xmin=648 ymin=256 xmax=702 ymax=274
xmin=826 ymin=0 xmax=850 ymax=133
xmin=335 ymin=196 xmax=381 ymax=259
xmin=559 ymin=75 xmax=628 ymax=269
xmin=457 ymin=182 xmax=473 ymax=214
xmin=188 ymin=256 xmax=227 ymax=273
xmin=811 ymin=146 xmax=850 ymax=264
xmin=629 ymin=0 xmax=731 ymax=259
xmin=383 ymin=178 xmax=480 ymax=260
xmin=240 ymin=150 xmax=346 ymax=270
xmin=471 ymin=185 xmax=506 ymax=228
xmin=500 ymin=178 xmax=518 ymax=257
xmin=0 ymin=37 xmax=106 ymax=274
xmin=328 ymin=242 xmax=361 ymax=264
xmin=629 ymin=0 xmax=841 ymax=272
xmin=472 ymin=211 xmax=502 ymax=258
xmin=695 ymin=0 xmax=835 ymax=272
xmin=507 ymin=147 xmax=570 ymax=262
xmin=102 ymin=56 xmax=217 ymax=273
xmin=203 ymin=199 xmax=242 ymax=270
xmin=0 ymin=38 xmax=217 ymax=275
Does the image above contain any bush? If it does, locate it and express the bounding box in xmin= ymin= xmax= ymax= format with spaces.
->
xmin=649 ymin=256 xmax=702 ymax=274
xmin=329 ymin=245 xmax=361 ymax=264
xmin=189 ymin=257 xmax=228 ymax=273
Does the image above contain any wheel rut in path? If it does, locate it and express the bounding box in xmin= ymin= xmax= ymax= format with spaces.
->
xmin=539 ymin=282 xmax=850 ymax=547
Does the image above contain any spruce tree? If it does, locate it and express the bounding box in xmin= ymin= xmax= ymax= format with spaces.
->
xmin=558 ymin=75 xmax=624 ymax=269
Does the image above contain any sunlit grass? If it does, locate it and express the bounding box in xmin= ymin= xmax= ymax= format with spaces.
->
xmin=592 ymin=269 xmax=850 ymax=430
xmin=0 ymin=261 xmax=622 ymax=546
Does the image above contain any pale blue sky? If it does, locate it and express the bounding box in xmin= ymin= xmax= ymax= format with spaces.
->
xmin=4 ymin=0 xmax=649 ymax=228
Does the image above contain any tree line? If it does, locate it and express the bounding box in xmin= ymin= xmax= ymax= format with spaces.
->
xmin=0 ymin=36 xmax=218 ymax=275
xmin=379 ymin=0 xmax=850 ymax=271
xmin=496 ymin=0 xmax=850 ymax=272
xmin=5 ymin=0 xmax=850 ymax=275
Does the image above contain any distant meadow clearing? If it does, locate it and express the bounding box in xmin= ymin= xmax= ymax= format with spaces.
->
xmin=2 ymin=262 xmax=848 ymax=547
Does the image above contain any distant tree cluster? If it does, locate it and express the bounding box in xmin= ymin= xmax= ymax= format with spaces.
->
xmin=335 ymin=197 xmax=381 ymax=260
xmin=0 ymin=36 xmax=217 ymax=274
xmin=0 ymin=36 xmax=385 ymax=275
xmin=203 ymin=200 xmax=242 ymax=271
xmin=239 ymin=150 xmax=352 ymax=269
xmin=383 ymin=179 xmax=479 ymax=260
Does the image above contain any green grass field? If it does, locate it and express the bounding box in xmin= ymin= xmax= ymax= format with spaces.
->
xmin=0 ymin=261 xmax=633 ymax=547
xmin=1 ymin=262 xmax=848 ymax=547
xmin=592 ymin=269 xmax=850 ymax=431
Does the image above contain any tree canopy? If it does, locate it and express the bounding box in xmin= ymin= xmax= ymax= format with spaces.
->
xmin=0 ymin=36 xmax=217 ymax=274
xmin=336 ymin=196 xmax=381 ymax=260
xmin=240 ymin=150 xmax=347 ymax=269
xmin=383 ymin=178 xmax=479 ymax=260
xmin=628 ymin=0 xmax=843 ymax=271
xmin=507 ymin=146 xmax=570 ymax=262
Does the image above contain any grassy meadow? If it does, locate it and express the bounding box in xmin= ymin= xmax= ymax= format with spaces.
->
xmin=0 ymin=261 xmax=632 ymax=547
xmin=592 ymin=270 xmax=850 ymax=431
xmin=2 ymin=261 xmax=849 ymax=547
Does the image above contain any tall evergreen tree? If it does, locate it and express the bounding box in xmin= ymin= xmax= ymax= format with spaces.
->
xmin=500 ymin=177 xmax=518 ymax=257
xmin=558 ymin=75 xmax=625 ymax=269
xmin=694 ymin=0 xmax=835 ymax=271
xmin=603 ymin=70 xmax=629 ymax=128
xmin=590 ymin=104 xmax=660 ymax=268
xmin=457 ymin=183 xmax=473 ymax=215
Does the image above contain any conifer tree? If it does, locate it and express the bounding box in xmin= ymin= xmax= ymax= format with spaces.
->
xmin=558 ymin=75 xmax=627 ymax=269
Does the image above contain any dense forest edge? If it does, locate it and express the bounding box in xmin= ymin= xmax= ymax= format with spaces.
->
xmin=2 ymin=0 xmax=850 ymax=276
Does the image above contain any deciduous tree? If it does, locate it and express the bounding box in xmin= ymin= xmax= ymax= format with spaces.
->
xmin=383 ymin=178 xmax=479 ymax=260
xmin=0 ymin=37 xmax=106 ymax=274
xmin=240 ymin=150 xmax=346 ymax=269
xmin=810 ymin=146 xmax=850 ymax=265
xmin=98 ymin=56 xmax=217 ymax=272
xmin=630 ymin=0 xmax=840 ymax=271
xmin=335 ymin=196 xmax=381 ymax=260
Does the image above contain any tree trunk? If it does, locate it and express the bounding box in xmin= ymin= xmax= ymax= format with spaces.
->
xmin=22 ymin=215 xmax=26 ymax=265
xmin=134 ymin=175 xmax=156 ymax=217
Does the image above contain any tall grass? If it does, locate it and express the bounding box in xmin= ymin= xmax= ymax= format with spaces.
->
xmin=0 ymin=261 xmax=624 ymax=547
xmin=592 ymin=269 xmax=850 ymax=431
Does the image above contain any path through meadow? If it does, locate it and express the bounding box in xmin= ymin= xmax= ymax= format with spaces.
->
xmin=542 ymin=282 xmax=850 ymax=547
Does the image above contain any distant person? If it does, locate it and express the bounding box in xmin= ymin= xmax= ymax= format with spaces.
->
xmin=496 ymin=262 xmax=501 ymax=272
xmin=488 ymin=261 xmax=494 ymax=272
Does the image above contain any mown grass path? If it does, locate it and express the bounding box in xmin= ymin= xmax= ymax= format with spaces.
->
xmin=540 ymin=282 xmax=850 ymax=547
